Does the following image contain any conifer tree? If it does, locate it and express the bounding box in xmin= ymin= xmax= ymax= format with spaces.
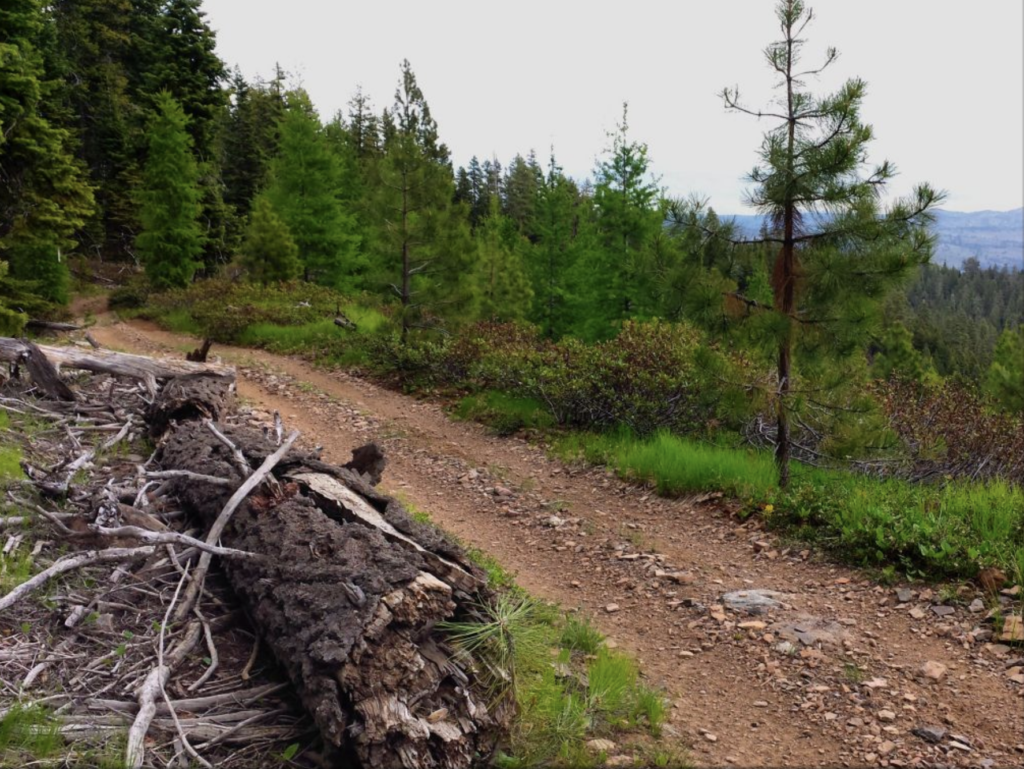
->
xmin=984 ymin=327 xmax=1024 ymax=414
xmin=583 ymin=103 xmax=661 ymax=338
xmin=264 ymin=90 xmax=363 ymax=289
xmin=528 ymin=154 xmax=590 ymax=338
xmin=220 ymin=68 xmax=286 ymax=215
xmin=715 ymin=0 xmax=943 ymax=486
xmin=474 ymin=197 xmax=533 ymax=322
xmin=135 ymin=92 xmax=203 ymax=289
xmin=370 ymin=61 xmax=474 ymax=340
xmin=0 ymin=0 xmax=95 ymax=305
xmin=241 ymin=196 xmax=300 ymax=284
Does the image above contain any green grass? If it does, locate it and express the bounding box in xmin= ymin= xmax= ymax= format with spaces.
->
xmin=158 ymin=307 xmax=204 ymax=336
xmin=454 ymin=390 xmax=555 ymax=436
xmin=0 ymin=550 xmax=35 ymax=593
xmin=0 ymin=446 xmax=25 ymax=483
xmin=561 ymin=616 xmax=605 ymax=655
xmin=237 ymin=304 xmax=388 ymax=354
xmin=554 ymin=429 xmax=1024 ymax=579
xmin=0 ymin=705 xmax=61 ymax=761
xmin=555 ymin=429 xmax=777 ymax=498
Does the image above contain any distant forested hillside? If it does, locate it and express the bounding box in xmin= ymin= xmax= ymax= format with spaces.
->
xmin=882 ymin=259 xmax=1022 ymax=379
xmin=728 ymin=209 xmax=1024 ymax=270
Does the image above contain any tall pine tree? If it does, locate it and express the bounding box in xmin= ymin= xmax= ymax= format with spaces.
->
xmin=135 ymin=92 xmax=203 ymax=289
xmin=0 ymin=0 xmax=95 ymax=305
xmin=369 ymin=61 xmax=474 ymax=339
xmin=264 ymin=90 xmax=363 ymax=289
xmin=717 ymin=0 xmax=943 ymax=486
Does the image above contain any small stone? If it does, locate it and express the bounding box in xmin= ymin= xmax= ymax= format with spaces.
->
xmin=722 ymin=589 xmax=785 ymax=615
xmin=896 ymin=588 xmax=915 ymax=603
xmin=704 ymin=733 xmax=718 ymax=742
xmin=847 ymin=717 xmax=865 ymax=728
xmin=543 ymin=515 xmax=564 ymax=527
xmin=586 ymin=739 xmax=616 ymax=753
xmin=911 ymin=725 xmax=946 ymax=743
xmin=931 ymin=605 xmax=955 ymax=617
xmin=864 ymin=677 xmax=889 ymax=689
xmin=1000 ymin=615 xmax=1023 ymax=642
xmin=878 ymin=740 xmax=897 ymax=756
xmin=877 ymin=709 xmax=896 ymax=722
xmin=968 ymin=598 xmax=986 ymax=613
xmin=909 ymin=607 xmax=926 ymax=620
xmin=678 ymin=650 xmax=694 ymax=658
xmin=948 ymin=741 xmax=972 ymax=752
xmin=605 ymin=604 xmax=621 ymax=613
xmin=920 ymin=660 xmax=947 ymax=681
xmin=739 ymin=621 xmax=767 ymax=630
xmin=1002 ymin=585 xmax=1021 ymax=597
xmin=753 ymin=700 xmax=769 ymax=708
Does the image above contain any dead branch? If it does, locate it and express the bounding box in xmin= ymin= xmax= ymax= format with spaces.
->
xmin=0 ymin=546 xmax=157 ymax=614
xmin=174 ymin=430 xmax=299 ymax=621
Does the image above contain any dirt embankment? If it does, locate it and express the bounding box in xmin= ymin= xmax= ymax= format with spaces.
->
xmin=88 ymin=317 xmax=1024 ymax=769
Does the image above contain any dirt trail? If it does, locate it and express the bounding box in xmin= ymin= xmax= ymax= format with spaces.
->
xmin=87 ymin=316 xmax=1023 ymax=769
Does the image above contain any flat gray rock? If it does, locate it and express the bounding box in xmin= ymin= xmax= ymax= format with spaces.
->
xmin=722 ymin=589 xmax=787 ymax=615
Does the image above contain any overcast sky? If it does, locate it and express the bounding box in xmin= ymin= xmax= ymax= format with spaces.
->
xmin=203 ymin=0 xmax=1023 ymax=214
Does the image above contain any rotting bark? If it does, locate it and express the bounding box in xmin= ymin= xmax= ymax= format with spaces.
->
xmin=151 ymin=418 xmax=505 ymax=767
xmin=146 ymin=373 xmax=235 ymax=436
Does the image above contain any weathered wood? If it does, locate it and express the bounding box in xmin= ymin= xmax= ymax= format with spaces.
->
xmin=146 ymin=374 xmax=234 ymax=436
xmin=186 ymin=338 xmax=213 ymax=362
xmin=0 ymin=337 xmax=234 ymax=382
xmin=26 ymin=320 xmax=82 ymax=333
xmin=153 ymin=420 xmax=505 ymax=768
xmin=20 ymin=339 xmax=77 ymax=401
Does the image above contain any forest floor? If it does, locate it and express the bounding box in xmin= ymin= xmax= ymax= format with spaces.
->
xmin=84 ymin=307 xmax=1023 ymax=769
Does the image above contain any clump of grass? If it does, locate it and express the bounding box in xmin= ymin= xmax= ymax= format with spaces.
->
xmin=0 ymin=445 xmax=25 ymax=482
xmin=455 ymin=391 xmax=555 ymax=436
xmin=0 ymin=705 xmax=61 ymax=760
xmin=554 ymin=430 xmax=777 ymax=498
xmin=159 ymin=307 xmax=204 ymax=336
xmin=561 ymin=616 xmax=604 ymax=655
xmin=0 ymin=550 xmax=35 ymax=593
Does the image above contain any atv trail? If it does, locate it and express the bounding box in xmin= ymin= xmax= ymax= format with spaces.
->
xmin=89 ymin=317 xmax=1023 ymax=769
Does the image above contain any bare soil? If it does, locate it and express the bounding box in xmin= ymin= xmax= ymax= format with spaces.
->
xmin=88 ymin=316 xmax=1024 ymax=769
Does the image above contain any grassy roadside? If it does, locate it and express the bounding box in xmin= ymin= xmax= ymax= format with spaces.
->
xmin=399 ymin=497 xmax=679 ymax=768
xmin=549 ymin=428 xmax=1024 ymax=581
xmin=117 ymin=281 xmax=1023 ymax=584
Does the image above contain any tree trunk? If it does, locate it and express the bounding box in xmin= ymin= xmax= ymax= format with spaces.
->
xmin=0 ymin=337 xmax=234 ymax=383
xmin=146 ymin=379 xmax=506 ymax=768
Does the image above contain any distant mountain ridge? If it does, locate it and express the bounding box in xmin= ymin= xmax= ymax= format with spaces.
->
xmin=723 ymin=208 xmax=1023 ymax=270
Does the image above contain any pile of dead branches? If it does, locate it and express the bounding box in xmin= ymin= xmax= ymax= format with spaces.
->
xmin=0 ymin=336 xmax=507 ymax=768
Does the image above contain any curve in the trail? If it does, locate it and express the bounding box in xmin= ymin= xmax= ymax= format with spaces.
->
xmin=87 ymin=317 xmax=1024 ymax=769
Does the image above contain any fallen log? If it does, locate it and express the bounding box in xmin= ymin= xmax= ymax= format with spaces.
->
xmin=152 ymin=410 xmax=505 ymax=766
xmin=0 ymin=337 xmax=234 ymax=383
xmin=146 ymin=373 xmax=234 ymax=436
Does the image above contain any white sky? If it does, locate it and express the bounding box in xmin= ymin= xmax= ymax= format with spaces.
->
xmin=203 ymin=0 xmax=1023 ymax=213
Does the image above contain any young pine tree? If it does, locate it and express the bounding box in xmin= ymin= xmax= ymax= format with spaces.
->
xmin=368 ymin=61 xmax=474 ymax=340
xmin=241 ymin=197 xmax=300 ymax=285
xmin=715 ymin=0 xmax=944 ymax=486
xmin=473 ymin=196 xmax=533 ymax=322
xmin=265 ymin=90 xmax=363 ymax=289
xmin=582 ymin=103 xmax=662 ymax=339
xmin=135 ymin=92 xmax=204 ymax=289
xmin=984 ymin=327 xmax=1024 ymax=414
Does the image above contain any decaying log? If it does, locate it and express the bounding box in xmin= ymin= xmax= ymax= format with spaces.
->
xmin=19 ymin=340 xmax=77 ymax=401
xmin=146 ymin=374 xmax=235 ymax=436
xmin=0 ymin=337 xmax=234 ymax=382
xmin=153 ymin=418 xmax=505 ymax=768
xmin=25 ymin=320 xmax=82 ymax=333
